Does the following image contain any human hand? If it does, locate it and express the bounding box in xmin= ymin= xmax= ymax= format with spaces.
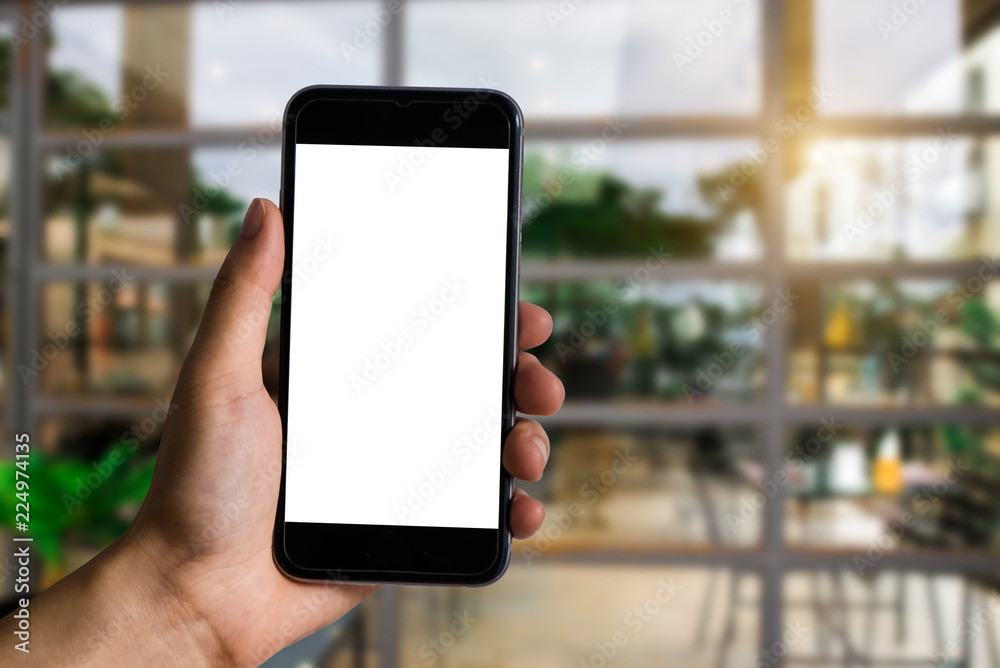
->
xmin=1 ymin=198 xmax=564 ymax=667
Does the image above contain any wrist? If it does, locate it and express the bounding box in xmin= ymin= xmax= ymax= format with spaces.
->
xmin=0 ymin=527 xmax=226 ymax=667
xmin=107 ymin=525 xmax=227 ymax=667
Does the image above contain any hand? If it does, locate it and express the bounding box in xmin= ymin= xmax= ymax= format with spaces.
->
xmin=1 ymin=198 xmax=564 ymax=667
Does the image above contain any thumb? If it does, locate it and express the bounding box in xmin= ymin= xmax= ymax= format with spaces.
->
xmin=181 ymin=198 xmax=284 ymax=388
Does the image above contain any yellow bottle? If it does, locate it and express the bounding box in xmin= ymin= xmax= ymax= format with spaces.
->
xmin=825 ymin=303 xmax=854 ymax=349
xmin=873 ymin=430 xmax=904 ymax=495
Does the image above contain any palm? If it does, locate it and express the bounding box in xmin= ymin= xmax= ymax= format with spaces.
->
xmin=130 ymin=361 xmax=371 ymax=664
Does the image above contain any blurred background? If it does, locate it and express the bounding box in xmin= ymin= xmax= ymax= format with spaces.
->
xmin=1 ymin=0 xmax=1000 ymax=666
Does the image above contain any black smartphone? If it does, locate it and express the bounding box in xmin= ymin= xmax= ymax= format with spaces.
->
xmin=272 ymin=85 xmax=523 ymax=585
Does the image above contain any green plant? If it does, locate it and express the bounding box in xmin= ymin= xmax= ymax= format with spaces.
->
xmin=958 ymin=298 xmax=1000 ymax=393
xmin=939 ymin=424 xmax=983 ymax=464
xmin=522 ymin=169 xmax=718 ymax=258
xmin=0 ymin=444 xmax=155 ymax=581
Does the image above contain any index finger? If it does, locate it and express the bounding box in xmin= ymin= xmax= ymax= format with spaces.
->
xmin=518 ymin=301 xmax=552 ymax=350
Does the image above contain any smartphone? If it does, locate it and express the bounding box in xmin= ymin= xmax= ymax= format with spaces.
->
xmin=272 ymin=85 xmax=523 ymax=585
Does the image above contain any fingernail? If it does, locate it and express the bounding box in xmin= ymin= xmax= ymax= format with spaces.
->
xmin=532 ymin=436 xmax=550 ymax=464
xmin=239 ymin=198 xmax=265 ymax=239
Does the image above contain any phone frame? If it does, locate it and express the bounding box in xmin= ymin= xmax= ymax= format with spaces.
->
xmin=272 ymin=85 xmax=523 ymax=586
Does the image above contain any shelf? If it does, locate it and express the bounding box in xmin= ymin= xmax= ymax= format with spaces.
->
xmin=32 ymin=116 xmax=1000 ymax=152
xmin=520 ymin=259 xmax=761 ymax=282
xmin=38 ymin=126 xmax=280 ymax=151
xmin=785 ymin=405 xmax=1000 ymax=427
xmin=520 ymin=259 xmax=994 ymax=283
xmin=533 ymin=401 xmax=763 ymax=427
xmin=29 ymin=394 xmax=1000 ymax=429
xmin=36 ymin=264 xmax=221 ymax=283
xmin=512 ymin=544 xmax=1000 ymax=575
xmin=534 ymin=402 xmax=1000 ymax=428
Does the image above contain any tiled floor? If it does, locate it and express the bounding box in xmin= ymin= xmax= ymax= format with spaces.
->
xmin=390 ymin=567 xmax=1000 ymax=667
xmin=397 ymin=565 xmax=761 ymax=668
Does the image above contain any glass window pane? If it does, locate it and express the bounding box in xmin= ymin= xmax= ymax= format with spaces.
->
xmin=46 ymin=3 xmax=383 ymax=130
xmin=34 ymin=277 xmax=279 ymax=401
xmin=787 ymin=278 xmax=1000 ymax=407
xmin=43 ymin=146 xmax=276 ymax=266
xmin=36 ymin=281 xmax=210 ymax=398
xmin=785 ymin=422 xmax=1000 ymax=554
xmin=816 ymin=0 xmax=1000 ymax=116
xmin=191 ymin=1 xmax=382 ymax=127
xmin=523 ymin=280 xmax=765 ymax=405
xmin=407 ymin=0 xmax=761 ymax=118
xmin=46 ymin=5 xmax=124 ymax=128
xmin=816 ymin=0 xmax=964 ymax=115
xmin=518 ymin=427 xmax=762 ymax=550
xmin=47 ymin=5 xmax=190 ymax=130
xmin=787 ymin=136 xmax=1000 ymax=262
xmin=524 ymin=140 xmax=763 ymax=261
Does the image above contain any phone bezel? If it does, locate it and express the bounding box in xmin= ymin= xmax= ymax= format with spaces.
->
xmin=272 ymin=86 xmax=523 ymax=586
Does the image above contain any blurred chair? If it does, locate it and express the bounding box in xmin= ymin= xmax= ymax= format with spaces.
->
xmin=891 ymin=464 xmax=1000 ymax=668
xmin=688 ymin=427 xmax=752 ymax=665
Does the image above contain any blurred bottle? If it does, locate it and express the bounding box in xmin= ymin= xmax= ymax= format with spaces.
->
xmin=859 ymin=353 xmax=881 ymax=400
xmin=830 ymin=439 xmax=868 ymax=495
xmin=873 ymin=430 xmax=904 ymax=495
xmin=631 ymin=305 xmax=658 ymax=395
xmin=825 ymin=302 xmax=854 ymax=348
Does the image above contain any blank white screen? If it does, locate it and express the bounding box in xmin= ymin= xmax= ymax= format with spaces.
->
xmin=284 ymin=143 xmax=509 ymax=529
